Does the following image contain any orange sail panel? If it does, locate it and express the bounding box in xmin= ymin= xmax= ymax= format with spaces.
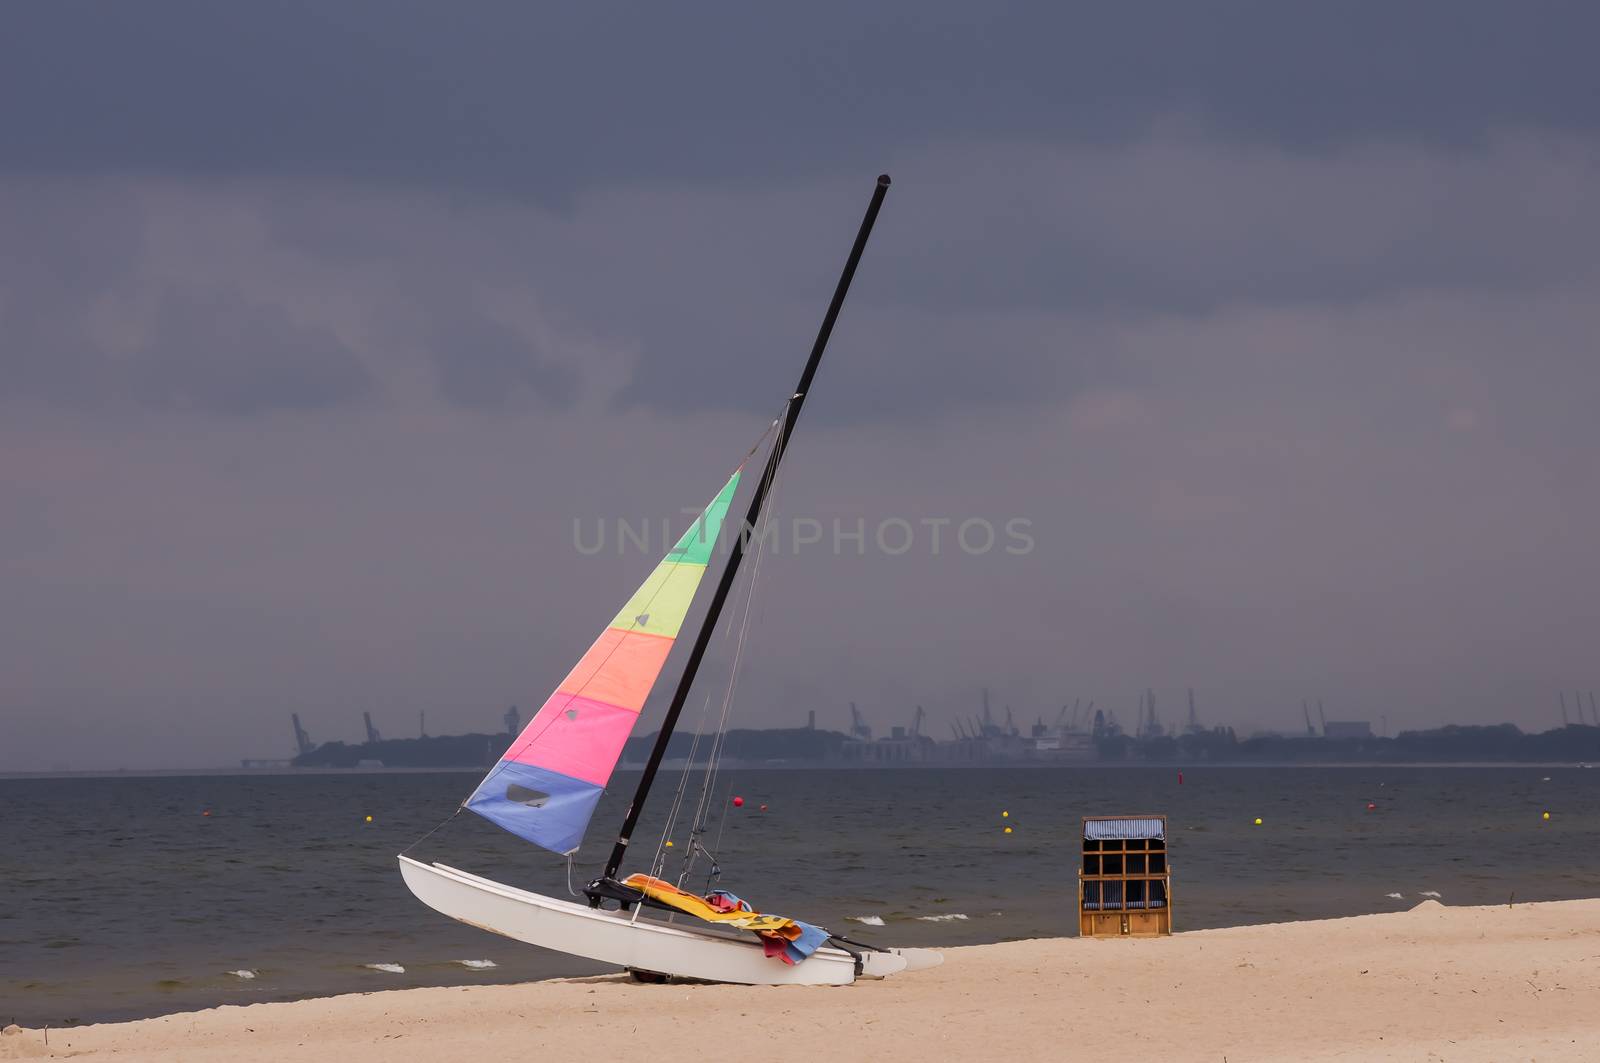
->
xmin=465 ymin=471 xmax=741 ymax=854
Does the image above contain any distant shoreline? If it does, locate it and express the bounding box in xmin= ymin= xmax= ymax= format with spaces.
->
xmin=2 ymin=760 xmax=1592 ymax=780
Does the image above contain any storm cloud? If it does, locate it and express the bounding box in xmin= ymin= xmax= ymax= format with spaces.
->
xmin=2 ymin=3 xmax=1597 ymax=768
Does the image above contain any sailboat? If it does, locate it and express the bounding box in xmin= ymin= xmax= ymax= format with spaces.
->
xmin=398 ymin=175 xmax=940 ymax=985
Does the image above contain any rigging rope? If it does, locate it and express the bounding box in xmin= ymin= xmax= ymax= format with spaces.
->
xmin=636 ymin=400 xmax=790 ymax=899
xmin=672 ymin=409 xmax=789 ymax=891
xmin=401 ymin=807 xmax=463 ymax=855
xmin=636 ymin=393 xmax=787 ymax=890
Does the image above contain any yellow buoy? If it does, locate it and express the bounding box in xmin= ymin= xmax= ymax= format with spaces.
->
xmin=1001 ymin=810 xmax=1009 ymax=818
xmin=1542 ymin=811 xmax=1551 ymax=821
xmin=665 ymin=840 xmax=674 ymax=847
xmin=364 ymin=815 xmax=373 ymax=823
xmin=1003 ymin=826 xmax=1013 ymax=834
xmin=1253 ymin=817 xmax=1263 ymax=826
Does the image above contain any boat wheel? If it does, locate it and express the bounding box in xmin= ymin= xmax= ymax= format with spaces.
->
xmin=627 ymin=968 xmax=671 ymax=984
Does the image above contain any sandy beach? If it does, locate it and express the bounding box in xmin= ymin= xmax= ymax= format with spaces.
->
xmin=6 ymin=899 xmax=1596 ymax=1063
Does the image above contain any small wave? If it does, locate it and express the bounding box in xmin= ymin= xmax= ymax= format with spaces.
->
xmin=1384 ymin=892 xmax=1404 ymax=900
xmin=226 ymin=970 xmax=257 ymax=980
xmin=458 ymin=959 xmax=498 ymax=969
xmin=916 ymin=913 xmax=969 ymax=923
xmin=849 ymin=915 xmax=886 ymax=927
xmin=1419 ymin=891 xmax=1441 ymax=898
xmin=363 ymin=963 xmax=405 ymax=974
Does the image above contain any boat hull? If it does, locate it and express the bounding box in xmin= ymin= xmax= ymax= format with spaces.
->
xmin=398 ymin=855 xmax=899 ymax=985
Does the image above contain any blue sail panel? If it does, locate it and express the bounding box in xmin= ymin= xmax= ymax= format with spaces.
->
xmin=466 ymin=762 xmax=603 ymax=856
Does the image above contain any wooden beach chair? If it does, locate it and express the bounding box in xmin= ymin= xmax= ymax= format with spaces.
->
xmin=1078 ymin=815 xmax=1172 ymax=937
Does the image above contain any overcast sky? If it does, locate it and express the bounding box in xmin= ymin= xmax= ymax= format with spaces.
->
xmin=4 ymin=3 xmax=1598 ymax=769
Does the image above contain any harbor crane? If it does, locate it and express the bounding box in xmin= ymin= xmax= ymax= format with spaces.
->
xmin=363 ymin=711 xmax=382 ymax=744
xmin=849 ymin=702 xmax=872 ymax=741
xmin=291 ymin=713 xmax=314 ymax=756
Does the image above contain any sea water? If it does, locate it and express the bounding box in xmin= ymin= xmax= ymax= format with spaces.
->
xmin=2 ymin=765 xmax=1596 ymax=1025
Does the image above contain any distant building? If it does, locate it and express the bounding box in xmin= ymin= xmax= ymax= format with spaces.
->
xmin=1323 ymin=721 xmax=1374 ymax=740
xmin=837 ymin=734 xmax=937 ymax=765
xmin=1032 ymin=730 xmax=1097 ymax=761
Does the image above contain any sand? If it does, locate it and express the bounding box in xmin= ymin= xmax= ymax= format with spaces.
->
xmin=5 ymin=899 xmax=1598 ymax=1062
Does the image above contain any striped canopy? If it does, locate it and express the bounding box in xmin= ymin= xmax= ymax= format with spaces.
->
xmin=1084 ymin=817 xmax=1166 ymax=841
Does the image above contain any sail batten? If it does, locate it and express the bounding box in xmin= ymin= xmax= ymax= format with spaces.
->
xmin=465 ymin=471 xmax=741 ymax=855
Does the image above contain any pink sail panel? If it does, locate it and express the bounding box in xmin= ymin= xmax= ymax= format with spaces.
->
xmin=465 ymin=470 xmax=742 ymax=855
xmin=504 ymin=694 xmax=639 ymax=786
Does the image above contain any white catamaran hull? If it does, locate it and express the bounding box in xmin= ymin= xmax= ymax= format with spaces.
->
xmin=399 ymin=855 xmax=935 ymax=986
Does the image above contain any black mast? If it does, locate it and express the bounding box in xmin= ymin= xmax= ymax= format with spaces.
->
xmin=593 ymin=174 xmax=891 ymax=894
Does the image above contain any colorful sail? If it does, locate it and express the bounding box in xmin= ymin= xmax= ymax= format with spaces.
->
xmin=465 ymin=471 xmax=741 ymax=855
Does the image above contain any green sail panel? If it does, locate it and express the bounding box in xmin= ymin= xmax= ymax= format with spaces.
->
xmin=663 ymin=473 xmax=739 ymax=566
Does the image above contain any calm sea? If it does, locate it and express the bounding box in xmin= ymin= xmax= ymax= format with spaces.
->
xmin=3 ymin=766 xmax=1597 ymax=1026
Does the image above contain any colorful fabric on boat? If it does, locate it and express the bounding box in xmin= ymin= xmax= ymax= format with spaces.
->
xmin=465 ymin=472 xmax=741 ymax=855
xmin=622 ymin=874 xmax=829 ymax=965
xmin=773 ymin=919 xmax=830 ymax=965
xmin=705 ymin=890 xmax=752 ymax=915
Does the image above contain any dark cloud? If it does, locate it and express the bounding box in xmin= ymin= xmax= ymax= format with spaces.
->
xmin=4 ymin=2 xmax=1598 ymax=197
xmin=17 ymin=127 xmax=1594 ymax=426
xmin=1 ymin=180 xmax=147 ymax=406
xmin=238 ymin=134 xmax=1600 ymax=423
xmin=569 ymin=137 xmax=1600 ymax=419
xmin=425 ymin=306 xmax=578 ymax=410
xmin=3 ymin=5 xmax=1600 ymax=768
xmin=873 ymin=138 xmax=1600 ymax=315
xmin=3 ymin=183 xmax=376 ymax=414
xmin=129 ymin=289 xmax=373 ymax=414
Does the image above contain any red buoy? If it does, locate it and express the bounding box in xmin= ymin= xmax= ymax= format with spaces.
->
xmin=1366 ymin=802 xmax=1377 ymax=811
xmin=759 ymin=803 xmax=769 ymax=812
xmin=732 ymin=796 xmax=744 ymax=808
